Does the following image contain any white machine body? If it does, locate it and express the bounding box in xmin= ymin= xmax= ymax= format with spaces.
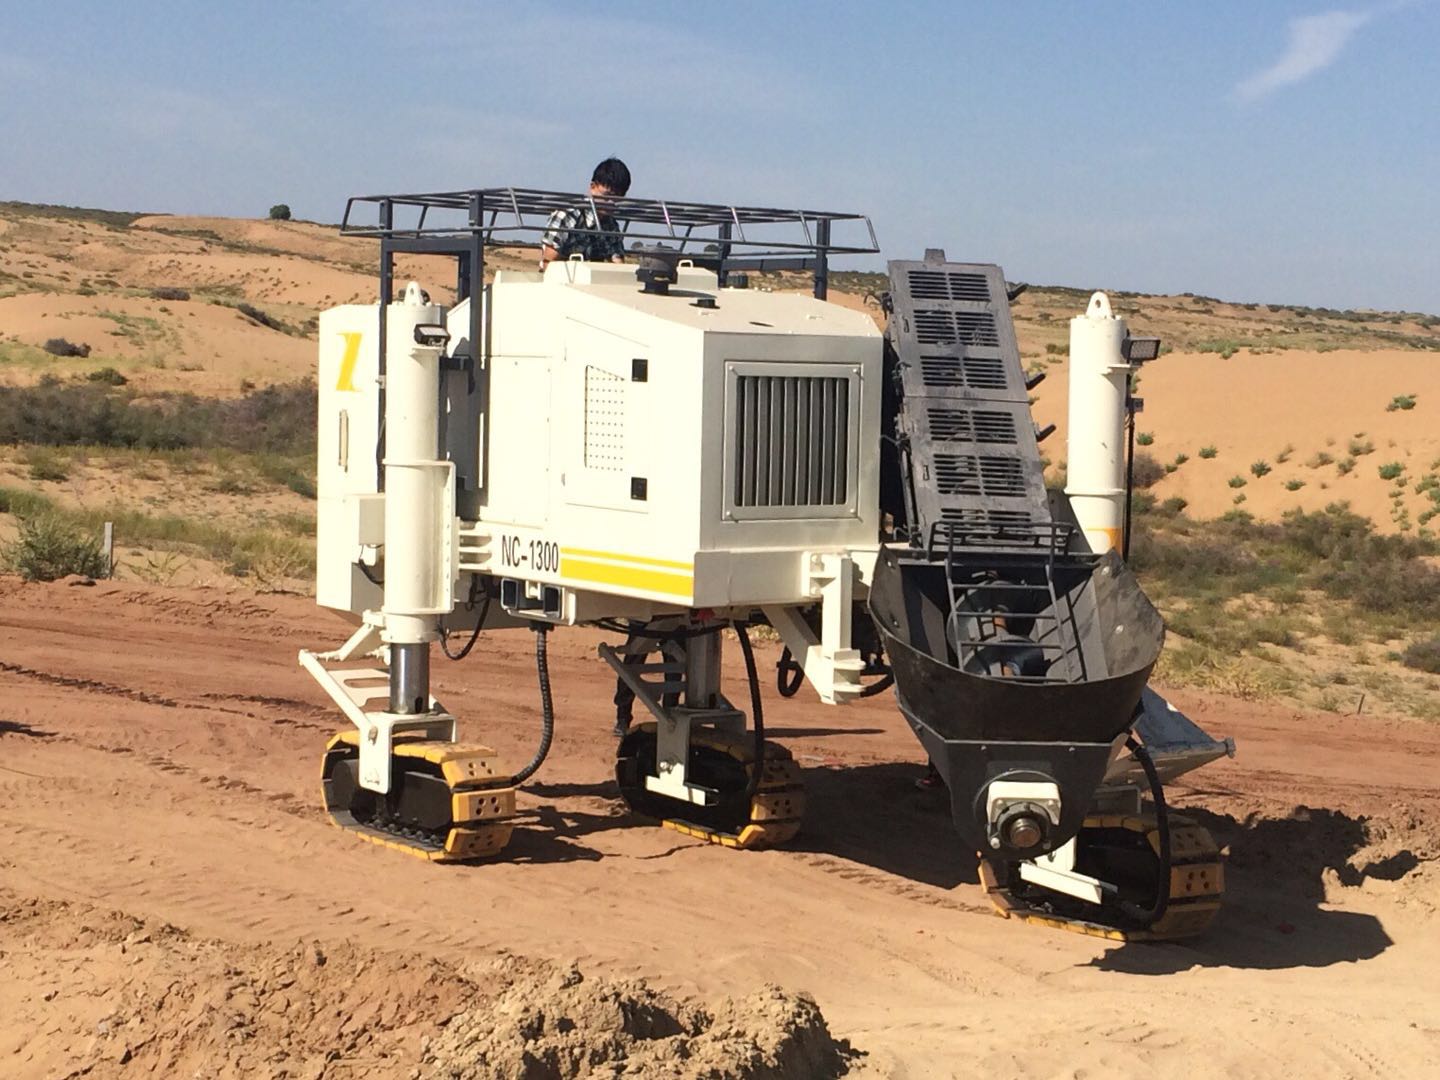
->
xmin=1063 ymin=291 xmax=1131 ymax=554
xmin=315 ymin=261 xmax=883 ymax=701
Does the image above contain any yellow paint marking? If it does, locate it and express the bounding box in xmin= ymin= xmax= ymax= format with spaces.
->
xmin=561 ymin=557 xmax=692 ymax=598
xmin=563 ymin=547 xmax=693 ymax=571
xmin=335 ymin=332 xmax=363 ymax=392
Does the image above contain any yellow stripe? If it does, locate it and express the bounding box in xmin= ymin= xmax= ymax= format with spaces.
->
xmin=563 ymin=547 xmax=693 ymax=571
xmin=561 ymin=556 xmax=692 ymax=598
xmin=335 ymin=332 xmax=363 ymax=392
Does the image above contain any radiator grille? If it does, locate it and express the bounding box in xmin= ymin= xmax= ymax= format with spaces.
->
xmin=933 ymin=454 xmax=1027 ymax=497
xmin=583 ymin=365 xmax=626 ymax=471
xmin=940 ymin=507 xmax=1037 ymax=526
xmin=913 ymin=309 xmax=1000 ymax=347
xmin=908 ymin=270 xmax=991 ymax=301
xmin=927 ymin=407 xmax=1017 ymax=444
xmin=919 ymin=355 xmax=1008 ymax=390
xmin=733 ymin=374 xmax=850 ymax=508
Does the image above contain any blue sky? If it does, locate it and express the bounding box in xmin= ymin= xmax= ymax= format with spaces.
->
xmin=2 ymin=1 xmax=1436 ymax=312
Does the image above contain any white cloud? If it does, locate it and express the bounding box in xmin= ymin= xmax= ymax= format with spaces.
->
xmin=1234 ymin=10 xmax=1372 ymax=101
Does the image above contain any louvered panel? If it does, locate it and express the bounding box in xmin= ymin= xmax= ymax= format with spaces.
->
xmin=732 ymin=373 xmax=851 ymax=511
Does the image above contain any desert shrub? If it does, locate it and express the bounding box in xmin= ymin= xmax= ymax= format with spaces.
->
xmin=1228 ymin=475 xmax=1247 ymax=488
xmin=1136 ymin=431 xmax=1154 ymax=446
xmin=269 ymin=204 xmax=292 ymax=221
xmin=1275 ymin=444 xmax=1294 ymax=464
xmin=1386 ymin=394 xmax=1417 ymax=412
xmin=1157 ymin=496 xmax=1188 ymax=516
xmin=1173 ymin=453 xmax=1189 ymax=467
xmin=1250 ymin=460 xmax=1271 ymax=478
xmin=0 ymin=378 xmax=316 ymax=455
xmin=150 ymin=287 xmax=190 ymax=301
xmin=1306 ymin=451 xmax=1333 ymax=468
xmin=85 ymin=367 xmax=128 ymax=386
xmin=1348 ymin=437 xmax=1375 ymax=456
xmin=1233 ymin=493 xmax=1247 ymax=504
xmin=42 ymin=338 xmax=91 ymax=358
xmin=1198 ymin=445 xmax=1218 ymax=459
xmin=1285 ymin=479 xmax=1305 ymax=491
xmin=1401 ymin=638 xmax=1440 ymax=674
xmin=1336 ymin=457 xmax=1356 ymax=475
xmin=25 ymin=448 xmax=68 ymax=482
xmin=1131 ymin=451 xmax=1165 ymax=489
xmin=1377 ymin=462 xmax=1404 ymax=481
xmin=236 ymin=302 xmax=283 ymax=331
xmin=0 ymin=515 xmax=107 ymax=581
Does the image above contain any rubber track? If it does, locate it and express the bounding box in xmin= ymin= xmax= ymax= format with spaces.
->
xmin=627 ymin=723 xmax=807 ymax=850
xmin=977 ymin=812 xmax=1224 ymax=942
xmin=321 ymin=731 xmax=516 ymax=863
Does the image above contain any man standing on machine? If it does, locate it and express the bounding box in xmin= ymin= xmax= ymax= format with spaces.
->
xmin=539 ymin=157 xmax=631 ymax=269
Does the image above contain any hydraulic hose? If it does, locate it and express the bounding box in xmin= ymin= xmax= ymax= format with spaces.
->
xmin=440 ymin=589 xmax=490 ymax=661
xmin=510 ymin=625 xmax=555 ymax=786
xmin=776 ymin=646 xmax=804 ymax=697
xmin=1117 ymin=735 xmax=1171 ymax=928
xmin=734 ymin=622 xmax=766 ymax=800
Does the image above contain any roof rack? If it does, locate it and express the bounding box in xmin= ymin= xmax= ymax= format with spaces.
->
xmin=341 ymin=186 xmax=878 ymax=299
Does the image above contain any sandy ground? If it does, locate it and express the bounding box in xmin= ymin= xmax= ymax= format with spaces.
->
xmin=1 ymin=578 xmax=1437 ymax=1078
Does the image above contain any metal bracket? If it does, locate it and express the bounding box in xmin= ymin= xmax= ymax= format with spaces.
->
xmin=299 ymin=643 xmax=455 ymax=795
xmin=1017 ymin=838 xmax=1115 ymax=905
xmin=761 ymin=552 xmax=866 ymax=704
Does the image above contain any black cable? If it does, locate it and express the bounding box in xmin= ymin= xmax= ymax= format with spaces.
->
xmin=510 ymin=625 xmax=555 ymax=786
xmin=775 ymin=646 xmax=804 ymax=697
xmin=358 ymin=560 xmax=384 ymax=588
xmin=1123 ymin=389 xmax=1137 ymax=561
xmin=734 ymin=622 xmax=766 ymax=800
xmin=1116 ymin=735 xmax=1171 ymax=929
xmin=439 ymin=589 xmax=489 ymax=661
xmin=857 ymin=672 xmax=895 ymax=698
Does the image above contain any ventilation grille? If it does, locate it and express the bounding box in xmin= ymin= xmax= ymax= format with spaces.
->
xmin=933 ymin=454 xmax=1026 ymax=497
xmin=919 ymin=355 xmax=1008 ymax=391
xmin=927 ymin=407 xmax=1017 ymax=444
xmin=913 ymin=309 xmax=1000 ymax=347
xmin=908 ymin=270 xmax=991 ymax=301
xmin=733 ymin=374 xmax=850 ymax=508
xmin=940 ymin=507 xmax=1036 ymax=526
xmin=583 ymin=365 xmax=625 ymax=471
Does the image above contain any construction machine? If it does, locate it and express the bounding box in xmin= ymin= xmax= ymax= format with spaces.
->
xmin=301 ymin=187 xmax=1233 ymax=940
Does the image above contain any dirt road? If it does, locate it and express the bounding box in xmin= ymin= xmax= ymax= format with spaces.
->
xmin=2 ymin=578 xmax=1437 ymax=1078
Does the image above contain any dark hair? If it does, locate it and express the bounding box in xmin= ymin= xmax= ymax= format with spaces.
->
xmin=591 ymin=157 xmax=631 ymax=196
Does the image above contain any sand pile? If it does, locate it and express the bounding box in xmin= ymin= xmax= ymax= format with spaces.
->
xmin=423 ymin=963 xmax=848 ymax=1080
xmin=0 ymin=891 xmax=850 ymax=1080
xmin=1213 ymin=799 xmax=1440 ymax=911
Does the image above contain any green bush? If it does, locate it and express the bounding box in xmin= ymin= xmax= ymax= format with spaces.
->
xmin=1198 ymin=445 xmax=1218 ymax=459
xmin=1173 ymin=453 xmax=1189 ymax=467
xmin=1136 ymin=431 xmax=1154 ymax=446
xmin=1285 ymin=479 xmax=1305 ymax=491
xmin=1348 ymin=437 xmax=1375 ymax=456
xmin=1378 ymin=462 xmax=1405 ymax=481
xmin=1402 ymin=638 xmax=1440 ymax=674
xmin=268 ymin=204 xmax=292 ymax=221
xmin=1250 ymin=460 xmax=1271 ymax=478
xmin=1131 ymin=452 xmax=1165 ymax=489
xmin=0 ymin=377 xmax=315 ymax=454
xmin=1337 ymin=457 xmax=1356 ymax=475
xmin=1228 ymin=475 xmax=1247 ymax=488
xmin=1386 ymin=394 xmax=1417 ymax=412
xmin=85 ymin=367 xmax=128 ymax=386
xmin=1306 ymin=451 xmax=1333 ymax=468
xmin=1 ymin=515 xmax=107 ymax=581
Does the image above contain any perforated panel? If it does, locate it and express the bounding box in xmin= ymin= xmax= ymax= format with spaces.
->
xmin=583 ymin=365 xmax=626 ymax=471
xmin=886 ymin=258 xmax=1050 ymax=539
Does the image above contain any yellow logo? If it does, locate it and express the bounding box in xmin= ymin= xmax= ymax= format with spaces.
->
xmin=335 ymin=332 xmax=363 ymax=392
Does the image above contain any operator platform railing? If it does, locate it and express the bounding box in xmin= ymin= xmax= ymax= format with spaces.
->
xmin=340 ymin=186 xmax=877 ymax=298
